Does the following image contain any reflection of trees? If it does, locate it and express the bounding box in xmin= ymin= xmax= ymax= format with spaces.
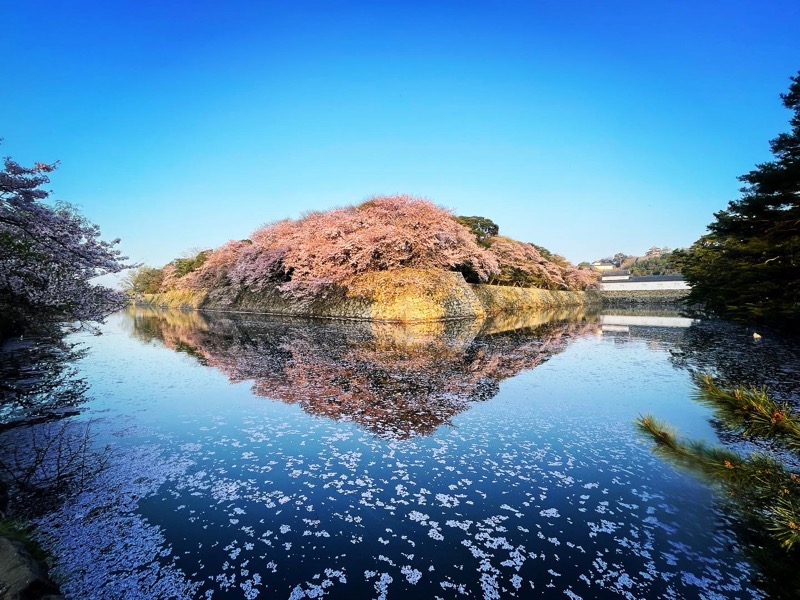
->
xmin=645 ymin=321 xmax=800 ymax=598
xmin=0 ymin=337 xmax=109 ymax=518
xmin=126 ymin=307 xmax=598 ymax=438
xmin=669 ymin=320 xmax=800 ymax=406
xmin=124 ymin=308 xmax=212 ymax=363
xmin=0 ymin=420 xmax=110 ymax=516
xmin=0 ymin=338 xmax=87 ymax=429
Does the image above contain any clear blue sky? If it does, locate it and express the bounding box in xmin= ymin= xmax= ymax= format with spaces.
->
xmin=3 ymin=0 xmax=799 ymax=267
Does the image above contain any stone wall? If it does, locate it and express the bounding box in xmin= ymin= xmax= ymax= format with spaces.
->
xmin=137 ymin=269 xmax=598 ymax=322
xmin=131 ymin=289 xmax=206 ymax=310
xmin=470 ymin=285 xmax=599 ymax=316
xmin=0 ymin=537 xmax=62 ymax=599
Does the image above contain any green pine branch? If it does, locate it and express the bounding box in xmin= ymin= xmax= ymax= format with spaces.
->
xmin=693 ymin=374 xmax=800 ymax=453
xmin=636 ymin=374 xmax=800 ymax=551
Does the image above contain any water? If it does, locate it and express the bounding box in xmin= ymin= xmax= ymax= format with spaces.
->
xmin=4 ymin=306 xmax=797 ymax=599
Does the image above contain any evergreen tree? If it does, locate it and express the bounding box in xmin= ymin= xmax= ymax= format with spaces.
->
xmin=682 ymin=72 xmax=800 ymax=327
xmin=629 ymin=249 xmax=683 ymax=276
xmin=637 ymin=375 xmax=800 ymax=596
xmin=453 ymin=215 xmax=500 ymax=247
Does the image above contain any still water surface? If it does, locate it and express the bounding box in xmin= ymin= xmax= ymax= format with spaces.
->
xmin=15 ymin=307 xmax=800 ymax=598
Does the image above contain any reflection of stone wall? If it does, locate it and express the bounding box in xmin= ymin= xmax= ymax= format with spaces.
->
xmin=600 ymin=289 xmax=690 ymax=306
xmin=479 ymin=307 xmax=592 ymax=334
xmin=126 ymin=307 xmax=599 ymax=438
xmin=138 ymin=269 xmax=598 ymax=322
xmin=601 ymin=280 xmax=689 ymax=291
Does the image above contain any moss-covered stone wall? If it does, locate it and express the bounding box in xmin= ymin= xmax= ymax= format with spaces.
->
xmin=470 ymin=284 xmax=599 ymax=316
xmin=135 ymin=269 xmax=599 ymax=322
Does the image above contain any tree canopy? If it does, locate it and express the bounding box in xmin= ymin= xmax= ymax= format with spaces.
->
xmin=145 ymin=195 xmax=598 ymax=302
xmin=628 ymin=249 xmax=683 ymax=277
xmin=0 ymin=153 xmax=130 ymax=338
xmin=453 ymin=215 xmax=499 ymax=247
xmin=122 ymin=266 xmax=165 ymax=295
xmin=184 ymin=196 xmax=502 ymax=301
xmin=682 ymin=72 xmax=800 ymax=327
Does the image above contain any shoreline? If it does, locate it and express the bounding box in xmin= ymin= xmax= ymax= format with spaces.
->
xmin=131 ymin=270 xmax=603 ymax=322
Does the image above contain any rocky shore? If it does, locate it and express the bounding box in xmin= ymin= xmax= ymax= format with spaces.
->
xmin=0 ymin=536 xmax=61 ymax=599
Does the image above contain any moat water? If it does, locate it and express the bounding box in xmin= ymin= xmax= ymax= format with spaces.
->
xmin=4 ymin=306 xmax=800 ymax=599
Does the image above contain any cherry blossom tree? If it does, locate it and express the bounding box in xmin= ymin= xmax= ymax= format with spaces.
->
xmin=158 ymin=194 xmax=596 ymax=300
xmin=181 ymin=239 xmax=254 ymax=290
xmin=562 ymin=262 xmax=600 ymax=291
xmin=0 ymin=154 xmax=131 ymax=338
xmin=186 ymin=195 xmax=499 ymax=302
xmin=484 ymin=237 xmax=598 ymax=291
xmin=482 ymin=237 xmax=558 ymax=288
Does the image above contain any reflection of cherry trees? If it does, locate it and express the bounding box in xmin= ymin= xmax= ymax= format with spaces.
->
xmin=127 ymin=307 xmax=598 ymax=439
xmin=0 ymin=420 xmax=111 ymax=516
xmin=125 ymin=308 xmax=213 ymax=363
xmin=0 ymin=338 xmax=110 ymax=517
xmin=0 ymin=339 xmax=87 ymax=427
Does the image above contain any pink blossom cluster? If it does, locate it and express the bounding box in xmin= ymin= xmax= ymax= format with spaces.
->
xmin=161 ymin=195 xmax=597 ymax=300
xmin=0 ymin=156 xmax=131 ymax=335
xmin=180 ymin=196 xmax=498 ymax=300
xmin=485 ymin=236 xmax=598 ymax=291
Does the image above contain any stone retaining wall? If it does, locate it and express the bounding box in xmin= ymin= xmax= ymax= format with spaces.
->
xmin=470 ymin=285 xmax=599 ymax=315
xmin=136 ymin=269 xmax=599 ymax=322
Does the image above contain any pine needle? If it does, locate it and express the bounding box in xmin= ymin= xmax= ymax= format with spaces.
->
xmin=636 ymin=402 xmax=800 ymax=554
xmin=692 ymin=374 xmax=800 ymax=454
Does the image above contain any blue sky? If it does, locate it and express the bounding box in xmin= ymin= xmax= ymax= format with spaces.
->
xmin=3 ymin=0 xmax=800 ymax=267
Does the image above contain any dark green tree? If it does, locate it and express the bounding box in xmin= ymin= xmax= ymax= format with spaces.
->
xmin=529 ymin=243 xmax=553 ymax=259
xmin=172 ymin=250 xmax=210 ymax=278
xmin=122 ymin=266 xmax=165 ymax=294
xmin=629 ymin=249 xmax=683 ymax=276
xmin=454 ymin=215 xmax=499 ymax=247
xmin=682 ymin=72 xmax=800 ymax=327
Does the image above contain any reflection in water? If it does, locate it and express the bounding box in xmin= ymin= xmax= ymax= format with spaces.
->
xmin=0 ymin=338 xmax=108 ymax=518
xmin=125 ymin=307 xmax=599 ymax=439
xmin=0 ymin=338 xmax=88 ymax=427
xmin=27 ymin=307 xmax=781 ymax=599
xmin=637 ymin=377 xmax=800 ymax=600
xmin=669 ymin=319 xmax=800 ymax=406
xmin=625 ymin=316 xmax=800 ymax=599
xmin=0 ymin=420 xmax=111 ymax=516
